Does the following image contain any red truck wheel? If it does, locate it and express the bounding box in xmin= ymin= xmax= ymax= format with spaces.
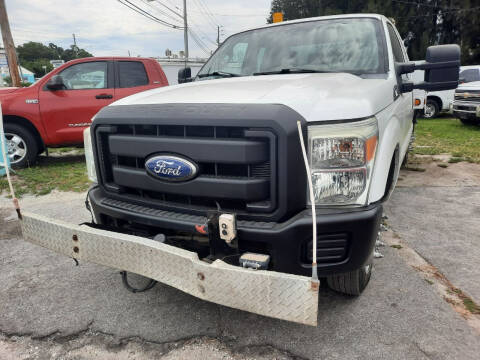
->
xmin=4 ymin=123 xmax=38 ymax=168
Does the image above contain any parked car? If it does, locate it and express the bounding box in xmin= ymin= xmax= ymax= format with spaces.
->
xmin=20 ymin=14 xmax=460 ymax=325
xmin=452 ymin=81 xmax=480 ymax=125
xmin=412 ymin=65 xmax=480 ymax=118
xmin=0 ymin=57 xmax=169 ymax=167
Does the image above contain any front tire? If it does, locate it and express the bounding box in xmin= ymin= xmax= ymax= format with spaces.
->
xmin=327 ymin=258 xmax=373 ymax=295
xmin=423 ymin=99 xmax=439 ymax=119
xmin=4 ymin=123 xmax=38 ymax=168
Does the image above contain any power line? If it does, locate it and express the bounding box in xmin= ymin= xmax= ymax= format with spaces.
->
xmin=189 ymin=28 xmax=209 ymax=51
xmin=117 ymin=0 xmax=183 ymax=29
xmin=188 ymin=29 xmax=211 ymax=55
xmin=192 ymin=0 xmax=218 ymax=30
xmin=148 ymin=0 xmax=183 ymax=18
xmin=188 ymin=15 xmax=217 ymax=46
xmin=187 ymin=9 xmax=266 ymax=17
xmin=123 ymin=0 xmax=183 ymax=27
xmin=197 ymin=0 xmax=219 ymax=24
xmin=139 ymin=0 xmax=183 ymax=24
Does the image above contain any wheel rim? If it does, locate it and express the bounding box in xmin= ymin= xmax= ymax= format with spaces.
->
xmin=424 ymin=103 xmax=436 ymax=118
xmin=364 ymin=263 xmax=372 ymax=275
xmin=4 ymin=132 xmax=28 ymax=164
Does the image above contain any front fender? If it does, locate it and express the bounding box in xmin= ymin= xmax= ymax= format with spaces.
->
xmin=0 ymin=86 xmax=47 ymax=143
xmin=369 ymin=106 xmax=402 ymax=203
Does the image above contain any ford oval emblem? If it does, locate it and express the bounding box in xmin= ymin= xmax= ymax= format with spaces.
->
xmin=145 ymin=155 xmax=198 ymax=182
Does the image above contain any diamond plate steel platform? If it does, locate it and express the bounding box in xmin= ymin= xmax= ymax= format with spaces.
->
xmin=20 ymin=212 xmax=319 ymax=326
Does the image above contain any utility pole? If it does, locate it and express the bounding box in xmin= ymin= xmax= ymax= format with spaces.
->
xmin=72 ymin=33 xmax=78 ymax=57
xmin=183 ymin=0 xmax=188 ymax=60
xmin=0 ymin=0 xmax=21 ymax=87
xmin=217 ymin=25 xmax=220 ymax=46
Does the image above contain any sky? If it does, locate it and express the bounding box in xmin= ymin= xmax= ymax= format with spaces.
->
xmin=5 ymin=0 xmax=272 ymax=59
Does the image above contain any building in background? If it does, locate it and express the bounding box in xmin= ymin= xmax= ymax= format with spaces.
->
xmin=50 ymin=59 xmax=65 ymax=69
xmin=0 ymin=48 xmax=35 ymax=85
xmin=155 ymin=54 xmax=207 ymax=85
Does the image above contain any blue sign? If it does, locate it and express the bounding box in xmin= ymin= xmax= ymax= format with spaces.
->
xmin=145 ymin=154 xmax=198 ymax=182
xmin=0 ymin=133 xmax=11 ymax=177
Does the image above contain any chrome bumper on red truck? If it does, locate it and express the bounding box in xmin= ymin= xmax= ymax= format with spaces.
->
xmin=20 ymin=211 xmax=319 ymax=326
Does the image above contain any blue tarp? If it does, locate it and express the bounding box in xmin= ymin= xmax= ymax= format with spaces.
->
xmin=0 ymin=133 xmax=10 ymax=177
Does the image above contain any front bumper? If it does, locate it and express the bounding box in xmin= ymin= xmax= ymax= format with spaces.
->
xmin=89 ymin=187 xmax=382 ymax=277
xmin=452 ymin=101 xmax=480 ymax=119
xmin=20 ymin=211 xmax=319 ymax=326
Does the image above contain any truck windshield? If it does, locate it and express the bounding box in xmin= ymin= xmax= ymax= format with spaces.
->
xmin=196 ymin=18 xmax=385 ymax=80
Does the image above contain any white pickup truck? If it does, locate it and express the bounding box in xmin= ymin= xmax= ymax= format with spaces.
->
xmin=452 ymin=80 xmax=480 ymax=125
xmin=17 ymin=14 xmax=460 ymax=326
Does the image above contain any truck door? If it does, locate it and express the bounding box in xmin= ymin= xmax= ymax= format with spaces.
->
xmin=113 ymin=60 xmax=154 ymax=101
xmin=387 ymin=23 xmax=414 ymax=151
xmin=39 ymin=60 xmax=114 ymax=145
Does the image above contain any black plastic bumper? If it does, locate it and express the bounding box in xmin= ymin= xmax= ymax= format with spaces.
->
xmin=88 ymin=187 xmax=382 ymax=277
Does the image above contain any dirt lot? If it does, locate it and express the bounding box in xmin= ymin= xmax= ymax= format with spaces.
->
xmin=1 ymin=155 xmax=480 ymax=359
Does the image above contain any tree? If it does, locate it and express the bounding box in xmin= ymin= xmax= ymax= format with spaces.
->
xmin=268 ymin=0 xmax=480 ymax=65
xmin=16 ymin=41 xmax=93 ymax=78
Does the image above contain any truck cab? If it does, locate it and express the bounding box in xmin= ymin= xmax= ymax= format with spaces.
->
xmin=18 ymin=14 xmax=460 ymax=325
xmin=0 ymin=57 xmax=168 ymax=167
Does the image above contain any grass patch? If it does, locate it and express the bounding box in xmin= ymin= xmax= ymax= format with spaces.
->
xmin=448 ymin=156 xmax=474 ymax=164
xmin=463 ymin=298 xmax=480 ymax=314
xmin=0 ymin=152 xmax=89 ymax=197
xmin=425 ymin=279 xmax=434 ymax=285
xmin=48 ymin=146 xmax=84 ymax=155
xmin=414 ymin=117 xmax=480 ymax=162
xmin=450 ymin=287 xmax=480 ymax=314
xmin=402 ymin=165 xmax=426 ymax=172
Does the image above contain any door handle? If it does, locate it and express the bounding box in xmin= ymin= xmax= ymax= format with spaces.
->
xmin=95 ymin=94 xmax=113 ymax=99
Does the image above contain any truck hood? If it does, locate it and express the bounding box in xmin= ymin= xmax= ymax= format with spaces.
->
xmin=457 ymin=81 xmax=480 ymax=91
xmin=0 ymin=87 xmax=21 ymax=95
xmin=111 ymin=73 xmax=392 ymax=121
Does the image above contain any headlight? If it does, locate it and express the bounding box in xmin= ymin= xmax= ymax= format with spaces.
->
xmin=308 ymin=117 xmax=378 ymax=205
xmin=83 ymin=127 xmax=98 ymax=183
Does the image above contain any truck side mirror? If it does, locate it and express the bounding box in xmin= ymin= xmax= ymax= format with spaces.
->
xmin=178 ymin=67 xmax=192 ymax=84
xmin=397 ymin=44 xmax=461 ymax=93
xmin=46 ymin=75 xmax=67 ymax=91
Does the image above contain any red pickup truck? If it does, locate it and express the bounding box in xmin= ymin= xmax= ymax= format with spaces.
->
xmin=0 ymin=57 xmax=169 ymax=167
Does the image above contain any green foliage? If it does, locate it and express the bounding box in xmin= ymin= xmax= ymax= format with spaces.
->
xmin=21 ymin=58 xmax=54 ymax=78
xmin=268 ymin=1 xmax=480 ymax=65
xmin=3 ymin=76 xmax=31 ymax=87
xmin=0 ymin=150 xmax=89 ymax=197
xmin=414 ymin=117 xmax=480 ymax=162
xmin=16 ymin=41 xmax=93 ymax=78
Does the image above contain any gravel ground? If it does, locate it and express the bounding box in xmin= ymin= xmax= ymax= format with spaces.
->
xmin=1 ymin=160 xmax=479 ymax=359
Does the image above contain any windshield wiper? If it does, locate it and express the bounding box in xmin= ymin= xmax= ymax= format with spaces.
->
xmin=253 ymin=68 xmax=332 ymax=76
xmin=197 ymin=71 xmax=240 ymax=78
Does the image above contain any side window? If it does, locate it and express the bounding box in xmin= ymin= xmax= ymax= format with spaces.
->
xmin=59 ymin=61 xmax=108 ymax=90
xmin=256 ymin=47 xmax=266 ymax=72
xmin=118 ymin=61 xmax=149 ymax=88
xmin=220 ymin=42 xmax=249 ymax=75
xmin=459 ymin=69 xmax=480 ymax=83
xmin=387 ymin=24 xmax=405 ymax=63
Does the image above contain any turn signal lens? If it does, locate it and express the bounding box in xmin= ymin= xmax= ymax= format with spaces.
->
xmin=83 ymin=127 xmax=97 ymax=183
